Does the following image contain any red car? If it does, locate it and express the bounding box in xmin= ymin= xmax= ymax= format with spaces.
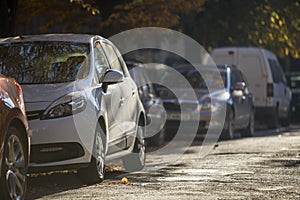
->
xmin=0 ymin=74 xmax=30 ymax=199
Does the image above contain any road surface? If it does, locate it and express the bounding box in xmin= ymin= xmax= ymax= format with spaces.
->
xmin=26 ymin=126 xmax=300 ymax=199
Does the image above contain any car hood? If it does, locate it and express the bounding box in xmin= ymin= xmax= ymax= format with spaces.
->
xmin=160 ymin=87 xmax=228 ymax=102
xmin=159 ymin=88 xmax=209 ymax=101
xmin=21 ymin=82 xmax=77 ymax=111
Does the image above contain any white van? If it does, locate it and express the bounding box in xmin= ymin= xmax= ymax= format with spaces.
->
xmin=211 ymin=47 xmax=291 ymax=128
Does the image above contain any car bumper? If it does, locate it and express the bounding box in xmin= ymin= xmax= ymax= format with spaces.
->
xmin=255 ymin=106 xmax=276 ymax=120
xmin=28 ymin=114 xmax=95 ymax=168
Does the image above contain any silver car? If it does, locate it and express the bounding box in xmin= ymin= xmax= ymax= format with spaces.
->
xmin=0 ymin=34 xmax=146 ymax=183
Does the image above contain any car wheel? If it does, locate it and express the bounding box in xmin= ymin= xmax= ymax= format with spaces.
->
xmin=220 ymin=109 xmax=234 ymax=140
xmin=241 ymin=111 xmax=255 ymax=137
xmin=281 ymin=107 xmax=291 ymax=127
xmin=146 ymin=128 xmax=165 ymax=147
xmin=122 ymin=126 xmax=145 ymax=172
xmin=0 ymin=126 xmax=28 ymax=200
xmin=268 ymin=107 xmax=279 ymax=129
xmin=78 ymin=123 xmax=105 ymax=184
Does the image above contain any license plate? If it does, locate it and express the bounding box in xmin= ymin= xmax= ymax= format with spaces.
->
xmin=167 ymin=113 xmax=190 ymax=120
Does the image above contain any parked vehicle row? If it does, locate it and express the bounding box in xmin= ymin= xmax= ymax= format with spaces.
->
xmin=211 ymin=47 xmax=292 ymax=128
xmin=154 ymin=64 xmax=255 ymax=140
xmin=0 ymin=34 xmax=296 ymax=199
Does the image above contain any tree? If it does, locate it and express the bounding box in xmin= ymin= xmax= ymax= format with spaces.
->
xmin=194 ymin=0 xmax=300 ymax=68
xmin=0 ymin=0 xmax=18 ymax=37
xmin=99 ymin=0 xmax=205 ymax=36
xmin=249 ymin=0 xmax=300 ymax=61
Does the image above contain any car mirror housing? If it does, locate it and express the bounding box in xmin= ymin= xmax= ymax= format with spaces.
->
xmin=102 ymin=70 xmax=123 ymax=84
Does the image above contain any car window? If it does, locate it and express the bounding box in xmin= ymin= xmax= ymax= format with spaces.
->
xmin=101 ymin=42 xmax=124 ymax=74
xmin=0 ymin=42 xmax=90 ymax=84
xmin=94 ymin=42 xmax=110 ymax=81
xmin=289 ymin=75 xmax=300 ymax=89
xmin=268 ymin=59 xmax=285 ymax=84
xmin=231 ymin=70 xmax=243 ymax=85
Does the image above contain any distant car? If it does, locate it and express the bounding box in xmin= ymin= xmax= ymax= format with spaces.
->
xmin=0 ymin=74 xmax=30 ymax=199
xmin=212 ymin=47 xmax=291 ymax=128
xmin=126 ymin=61 xmax=166 ymax=146
xmin=158 ymin=64 xmax=255 ymax=140
xmin=286 ymin=72 xmax=300 ymax=122
xmin=0 ymin=34 xmax=146 ymax=183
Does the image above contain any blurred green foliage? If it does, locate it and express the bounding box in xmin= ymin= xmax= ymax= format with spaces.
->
xmin=2 ymin=0 xmax=299 ymax=68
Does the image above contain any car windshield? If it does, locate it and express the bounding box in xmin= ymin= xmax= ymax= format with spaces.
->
xmin=160 ymin=68 xmax=227 ymax=90
xmin=0 ymin=42 xmax=90 ymax=84
xmin=289 ymin=75 xmax=300 ymax=89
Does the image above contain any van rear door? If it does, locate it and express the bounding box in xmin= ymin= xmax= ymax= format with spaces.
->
xmin=212 ymin=48 xmax=237 ymax=66
xmin=236 ymin=50 xmax=267 ymax=107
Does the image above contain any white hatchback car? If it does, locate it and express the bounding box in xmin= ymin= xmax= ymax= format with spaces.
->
xmin=0 ymin=34 xmax=146 ymax=182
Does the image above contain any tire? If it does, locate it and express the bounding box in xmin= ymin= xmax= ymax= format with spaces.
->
xmin=268 ymin=107 xmax=279 ymax=129
xmin=122 ymin=126 xmax=145 ymax=172
xmin=220 ymin=109 xmax=234 ymax=140
xmin=281 ymin=107 xmax=291 ymax=127
xmin=146 ymin=128 xmax=165 ymax=147
xmin=78 ymin=123 xmax=106 ymax=184
xmin=0 ymin=126 xmax=28 ymax=200
xmin=241 ymin=111 xmax=255 ymax=137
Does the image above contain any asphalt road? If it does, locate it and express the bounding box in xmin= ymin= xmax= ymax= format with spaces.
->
xmin=26 ymin=125 xmax=300 ymax=199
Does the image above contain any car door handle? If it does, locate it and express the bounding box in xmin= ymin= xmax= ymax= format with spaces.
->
xmin=132 ymin=89 xmax=136 ymax=96
xmin=120 ymin=97 xmax=125 ymax=106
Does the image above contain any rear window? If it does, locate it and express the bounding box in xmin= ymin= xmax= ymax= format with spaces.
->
xmin=0 ymin=42 xmax=90 ymax=84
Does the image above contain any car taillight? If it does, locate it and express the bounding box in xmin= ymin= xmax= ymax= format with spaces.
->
xmin=16 ymin=84 xmax=23 ymax=96
xmin=267 ymin=83 xmax=274 ymax=97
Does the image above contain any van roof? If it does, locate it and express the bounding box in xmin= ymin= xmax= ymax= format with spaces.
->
xmin=211 ymin=46 xmax=277 ymax=59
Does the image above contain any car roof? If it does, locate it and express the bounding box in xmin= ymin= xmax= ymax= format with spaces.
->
xmin=174 ymin=64 xmax=232 ymax=73
xmin=0 ymin=34 xmax=105 ymax=44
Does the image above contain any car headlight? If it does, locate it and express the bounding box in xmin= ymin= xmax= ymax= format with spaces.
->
xmin=199 ymin=97 xmax=219 ymax=112
xmin=42 ymin=92 xmax=86 ymax=120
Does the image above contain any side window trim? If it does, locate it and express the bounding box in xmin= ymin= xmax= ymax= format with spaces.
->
xmin=93 ymin=40 xmax=111 ymax=81
xmin=100 ymin=41 xmax=125 ymax=75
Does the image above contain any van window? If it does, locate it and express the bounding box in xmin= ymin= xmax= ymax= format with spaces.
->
xmin=268 ymin=59 xmax=284 ymax=83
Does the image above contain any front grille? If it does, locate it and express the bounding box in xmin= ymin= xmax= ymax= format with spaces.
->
xmin=163 ymin=102 xmax=197 ymax=112
xmin=26 ymin=110 xmax=44 ymax=120
xmin=30 ymin=143 xmax=85 ymax=164
xmin=164 ymin=102 xmax=180 ymax=111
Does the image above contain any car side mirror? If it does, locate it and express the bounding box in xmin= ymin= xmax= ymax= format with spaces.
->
xmin=232 ymin=82 xmax=245 ymax=91
xmin=102 ymin=70 xmax=123 ymax=84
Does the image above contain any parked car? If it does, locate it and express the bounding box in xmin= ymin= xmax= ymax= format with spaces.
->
xmin=286 ymin=72 xmax=300 ymax=122
xmin=157 ymin=64 xmax=255 ymax=140
xmin=0 ymin=34 xmax=146 ymax=183
xmin=126 ymin=61 xmax=166 ymax=146
xmin=212 ymin=47 xmax=291 ymax=128
xmin=0 ymin=74 xmax=30 ymax=199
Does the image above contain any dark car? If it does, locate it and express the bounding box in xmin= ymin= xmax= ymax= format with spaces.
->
xmin=126 ymin=61 xmax=166 ymax=146
xmin=286 ymin=72 xmax=300 ymax=122
xmin=157 ymin=64 xmax=255 ymax=140
xmin=0 ymin=74 xmax=30 ymax=199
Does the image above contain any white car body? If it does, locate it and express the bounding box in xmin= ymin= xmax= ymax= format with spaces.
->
xmin=0 ymin=34 xmax=145 ymax=170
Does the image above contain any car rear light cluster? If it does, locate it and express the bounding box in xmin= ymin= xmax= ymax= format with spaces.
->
xmin=267 ymin=83 xmax=274 ymax=97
